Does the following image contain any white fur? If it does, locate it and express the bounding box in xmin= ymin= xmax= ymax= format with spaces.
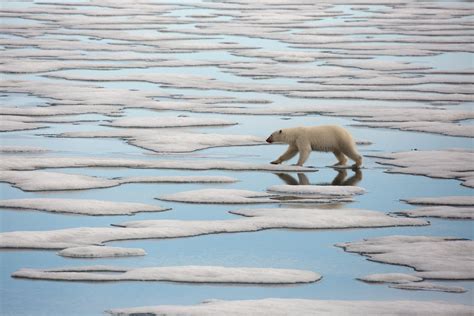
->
xmin=267 ymin=125 xmax=362 ymax=167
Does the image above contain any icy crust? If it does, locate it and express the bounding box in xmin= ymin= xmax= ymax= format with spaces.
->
xmin=55 ymin=130 xmax=264 ymax=153
xmin=370 ymin=149 xmax=474 ymax=188
xmin=0 ymin=170 xmax=237 ymax=192
xmin=267 ymin=185 xmax=366 ymax=197
xmin=103 ymin=116 xmax=237 ymax=128
xmin=58 ymin=246 xmax=146 ymax=258
xmin=0 ymin=146 xmax=49 ymax=153
xmin=105 ymin=298 xmax=473 ymax=316
xmin=1 ymin=156 xmax=316 ymax=172
xmin=396 ymin=196 xmax=474 ymax=219
xmin=337 ymin=236 xmax=474 ymax=280
xmin=12 ymin=265 xmax=320 ymax=284
xmin=357 ymin=273 xmax=422 ymax=284
xmin=402 ymin=196 xmax=474 ymax=206
xmin=390 ymin=282 xmax=467 ymax=293
xmin=158 ymin=187 xmax=363 ymax=204
xmin=0 ymin=208 xmax=426 ymax=251
xmin=0 ymin=199 xmax=169 ymax=216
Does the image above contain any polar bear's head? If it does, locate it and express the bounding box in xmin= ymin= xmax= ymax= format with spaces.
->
xmin=266 ymin=129 xmax=284 ymax=143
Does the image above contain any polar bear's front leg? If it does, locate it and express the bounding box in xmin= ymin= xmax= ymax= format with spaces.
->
xmin=296 ymin=140 xmax=311 ymax=166
xmin=271 ymin=144 xmax=298 ymax=164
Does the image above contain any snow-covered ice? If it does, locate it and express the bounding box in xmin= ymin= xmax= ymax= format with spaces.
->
xmin=105 ymin=298 xmax=473 ymax=316
xmin=0 ymin=198 xmax=169 ymax=216
xmin=12 ymin=265 xmax=320 ymax=284
xmin=58 ymin=246 xmax=146 ymax=258
xmin=357 ymin=273 xmax=423 ymax=284
xmin=0 ymin=208 xmax=426 ymax=251
xmin=370 ymin=149 xmax=474 ymax=188
xmin=390 ymin=282 xmax=467 ymax=293
xmin=104 ymin=116 xmax=237 ymax=128
xmin=0 ymin=170 xmax=237 ymax=192
xmin=337 ymin=236 xmax=474 ymax=280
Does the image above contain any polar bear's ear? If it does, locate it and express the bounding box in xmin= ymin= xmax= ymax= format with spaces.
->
xmin=279 ymin=130 xmax=282 ymax=134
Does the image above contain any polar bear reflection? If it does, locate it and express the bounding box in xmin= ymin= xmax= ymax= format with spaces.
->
xmin=275 ymin=169 xmax=362 ymax=186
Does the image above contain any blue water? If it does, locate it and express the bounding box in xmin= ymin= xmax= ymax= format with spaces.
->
xmin=1 ymin=0 xmax=473 ymax=315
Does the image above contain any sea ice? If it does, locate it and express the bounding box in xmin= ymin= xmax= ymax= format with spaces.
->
xmin=58 ymin=246 xmax=146 ymax=258
xmin=0 ymin=208 xmax=426 ymax=251
xmin=337 ymin=236 xmax=474 ymax=280
xmin=0 ymin=198 xmax=169 ymax=216
xmin=12 ymin=265 xmax=320 ymax=284
xmin=105 ymin=298 xmax=473 ymax=316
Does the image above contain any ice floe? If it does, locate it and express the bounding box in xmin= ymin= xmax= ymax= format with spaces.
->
xmin=103 ymin=116 xmax=237 ymax=128
xmin=357 ymin=273 xmax=423 ymax=284
xmin=105 ymin=298 xmax=473 ymax=316
xmin=1 ymin=156 xmax=316 ymax=172
xmin=158 ymin=187 xmax=364 ymax=204
xmin=57 ymin=246 xmax=146 ymax=258
xmin=55 ymin=129 xmax=264 ymax=153
xmin=0 ymin=170 xmax=237 ymax=192
xmin=370 ymin=149 xmax=474 ymax=188
xmin=395 ymin=196 xmax=474 ymax=219
xmin=12 ymin=265 xmax=320 ymax=284
xmin=0 ymin=208 xmax=426 ymax=251
xmin=337 ymin=236 xmax=474 ymax=280
xmin=0 ymin=199 xmax=169 ymax=216
xmin=390 ymin=282 xmax=467 ymax=293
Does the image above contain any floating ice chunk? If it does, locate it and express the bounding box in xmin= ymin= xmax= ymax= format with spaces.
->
xmin=0 ymin=198 xmax=169 ymax=216
xmin=395 ymin=206 xmax=474 ymax=220
xmin=0 ymin=120 xmax=47 ymax=132
xmin=337 ymin=236 xmax=474 ymax=280
xmin=390 ymin=282 xmax=467 ymax=293
xmin=267 ymin=185 xmax=366 ymax=197
xmin=0 ymin=146 xmax=49 ymax=153
xmin=402 ymin=196 xmax=474 ymax=206
xmin=104 ymin=116 xmax=237 ymax=128
xmin=355 ymin=121 xmax=474 ymax=138
xmin=56 ymin=130 xmax=264 ymax=153
xmin=58 ymin=246 xmax=146 ymax=258
xmin=159 ymin=189 xmax=275 ymax=204
xmin=396 ymin=196 xmax=474 ymax=219
xmin=1 ymin=156 xmax=316 ymax=172
xmin=12 ymin=265 xmax=320 ymax=284
xmin=0 ymin=170 xmax=237 ymax=192
xmin=370 ymin=149 xmax=474 ymax=188
xmin=0 ymin=208 xmax=427 ymax=250
xmin=106 ymin=298 xmax=473 ymax=316
xmin=158 ymin=188 xmax=356 ymax=204
xmin=358 ymin=273 xmax=422 ymax=284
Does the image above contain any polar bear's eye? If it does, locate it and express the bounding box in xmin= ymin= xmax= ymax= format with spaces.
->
xmin=279 ymin=130 xmax=282 ymax=133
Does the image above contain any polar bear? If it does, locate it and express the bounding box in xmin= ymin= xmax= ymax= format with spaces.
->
xmin=266 ymin=125 xmax=362 ymax=168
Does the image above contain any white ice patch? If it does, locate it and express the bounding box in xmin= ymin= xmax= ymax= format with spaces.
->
xmin=105 ymin=298 xmax=473 ymax=316
xmin=402 ymin=196 xmax=474 ymax=206
xmin=58 ymin=246 xmax=146 ymax=258
xmin=358 ymin=273 xmax=422 ymax=284
xmin=0 ymin=146 xmax=49 ymax=153
xmin=337 ymin=236 xmax=474 ymax=280
xmin=158 ymin=187 xmax=362 ymax=204
xmin=370 ymin=149 xmax=474 ymax=188
xmin=390 ymin=282 xmax=467 ymax=293
xmin=0 ymin=170 xmax=237 ymax=192
xmin=267 ymin=185 xmax=366 ymax=197
xmin=12 ymin=265 xmax=320 ymax=284
xmin=1 ymin=156 xmax=316 ymax=172
xmin=56 ymin=130 xmax=264 ymax=153
xmin=0 ymin=198 xmax=169 ymax=216
xmin=0 ymin=208 xmax=426 ymax=250
xmin=396 ymin=196 xmax=474 ymax=219
xmin=104 ymin=116 xmax=237 ymax=128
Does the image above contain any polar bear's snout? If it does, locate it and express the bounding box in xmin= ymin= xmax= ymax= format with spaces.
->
xmin=266 ymin=136 xmax=273 ymax=143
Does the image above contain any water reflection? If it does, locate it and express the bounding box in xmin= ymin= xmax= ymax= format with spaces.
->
xmin=275 ymin=169 xmax=363 ymax=186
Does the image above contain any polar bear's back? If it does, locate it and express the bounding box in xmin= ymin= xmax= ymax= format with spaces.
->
xmin=285 ymin=125 xmax=355 ymax=152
